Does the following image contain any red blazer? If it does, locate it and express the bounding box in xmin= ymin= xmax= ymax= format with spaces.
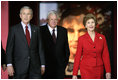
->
xmin=73 ymin=32 xmax=111 ymax=75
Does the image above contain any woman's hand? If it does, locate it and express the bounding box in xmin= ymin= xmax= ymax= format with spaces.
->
xmin=106 ymin=73 xmax=111 ymax=79
xmin=72 ymin=75 xmax=77 ymax=79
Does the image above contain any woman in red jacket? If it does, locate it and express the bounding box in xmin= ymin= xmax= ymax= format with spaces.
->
xmin=72 ymin=13 xmax=111 ymax=79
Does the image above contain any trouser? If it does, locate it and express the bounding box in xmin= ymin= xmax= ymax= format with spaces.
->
xmin=13 ymin=66 xmax=41 ymax=79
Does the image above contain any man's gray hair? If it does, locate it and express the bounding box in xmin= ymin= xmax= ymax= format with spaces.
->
xmin=47 ymin=10 xmax=59 ymax=20
xmin=20 ymin=6 xmax=33 ymax=15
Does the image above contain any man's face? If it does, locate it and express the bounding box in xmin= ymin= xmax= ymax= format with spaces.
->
xmin=48 ymin=14 xmax=58 ymax=28
xmin=62 ymin=15 xmax=86 ymax=59
xmin=20 ymin=8 xmax=33 ymax=25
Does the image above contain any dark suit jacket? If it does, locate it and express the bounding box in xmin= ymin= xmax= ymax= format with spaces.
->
xmin=6 ymin=23 xmax=45 ymax=76
xmin=1 ymin=42 xmax=6 ymax=65
xmin=40 ymin=24 xmax=70 ymax=78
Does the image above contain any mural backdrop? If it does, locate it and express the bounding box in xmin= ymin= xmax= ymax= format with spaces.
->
xmin=39 ymin=1 xmax=115 ymax=76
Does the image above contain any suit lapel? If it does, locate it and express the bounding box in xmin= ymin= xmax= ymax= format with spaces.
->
xmin=94 ymin=32 xmax=99 ymax=45
xmin=45 ymin=25 xmax=54 ymax=43
xmin=30 ymin=24 xmax=34 ymax=47
xmin=56 ymin=26 xmax=61 ymax=44
xmin=85 ymin=32 xmax=93 ymax=45
xmin=18 ymin=23 xmax=29 ymax=47
xmin=86 ymin=32 xmax=95 ymax=45
xmin=45 ymin=25 xmax=61 ymax=44
xmin=86 ymin=32 xmax=99 ymax=45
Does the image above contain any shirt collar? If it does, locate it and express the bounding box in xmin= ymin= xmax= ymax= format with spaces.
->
xmin=47 ymin=24 xmax=57 ymax=32
xmin=21 ymin=21 xmax=30 ymax=29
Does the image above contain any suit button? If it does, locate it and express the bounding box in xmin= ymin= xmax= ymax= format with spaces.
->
xmin=28 ymin=57 xmax=30 ymax=59
xmin=94 ymin=46 xmax=95 ymax=48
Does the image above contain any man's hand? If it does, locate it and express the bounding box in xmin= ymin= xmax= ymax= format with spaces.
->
xmin=72 ymin=75 xmax=77 ymax=79
xmin=106 ymin=73 xmax=111 ymax=79
xmin=7 ymin=66 xmax=14 ymax=76
xmin=41 ymin=67 xmax=45 ymax=75
xmin=2 ymin=64 xmax=7 ymax=71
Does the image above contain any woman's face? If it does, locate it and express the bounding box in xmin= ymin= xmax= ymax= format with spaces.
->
xmin=86 ymin=18 xmax=96 ymax=32
xmin=62 ymin=15 xmax=86 ymax=59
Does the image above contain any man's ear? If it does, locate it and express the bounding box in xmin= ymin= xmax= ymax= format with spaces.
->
xmin=46 ymin=19 xmax=49 ymax=22
xmin=31 ymin=15 xmax=33 ymax=19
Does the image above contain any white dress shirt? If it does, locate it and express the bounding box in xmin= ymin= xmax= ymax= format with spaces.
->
xmin=47 ymin=24 xmax=57 ymax=38
xmin=21 ymin=21 xmax=31 ymax=38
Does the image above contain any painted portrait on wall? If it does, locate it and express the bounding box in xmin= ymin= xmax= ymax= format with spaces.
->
xmin=39 ymin=1 xmax=114 ymax=76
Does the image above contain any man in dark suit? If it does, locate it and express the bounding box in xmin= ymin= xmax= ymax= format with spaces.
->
xmin=6 ymin=6 xmax=45 ymax=79
xmin=40 ymin=10 xmax=70 ymax=79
